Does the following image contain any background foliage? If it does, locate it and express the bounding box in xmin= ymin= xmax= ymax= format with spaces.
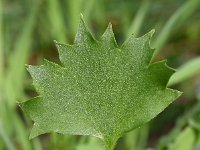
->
xmin=0 ymin=0 xmax=200 ymax=149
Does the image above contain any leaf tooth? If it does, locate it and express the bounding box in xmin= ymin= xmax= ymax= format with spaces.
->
xmin=20 ymin=97 xmax=42 ymax=120
xmin=43 ymin=59 xmax=62 ymax=68
xmin=145 ymin=29 xmax=155 ymax=50
xmin=74 ymin=15 xmax=95 ymax=45
xmin=101 ymin=23 xmax=118 ymax=48
xmin=29 ymin=123 xmax=46 ymax=139
xmin=54 ymin=41 xmax=75 ymax=67
xmin=19 ymin=97 xmax=46 ymax=140
xmin=135 ymin=29 xmax=155 ymax=44
xmin=103 ymin=135 xmax=120 ymax=150
xmin=26 ymin=65 xmax=42 ymax=82
xmin=54 ymin=40 xmax=72 ymax=50
xmin=149 ymin=60 xmax=175 ymax=86
xmin=121 ymin=29 xmax=155 ymax=66
xmin=26 ymin=61 xmax=62 ymax=95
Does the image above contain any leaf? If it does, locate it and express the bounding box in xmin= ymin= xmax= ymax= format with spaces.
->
xmin=168 ymin=127 xmax=196 ymax=150
xmin=168 ymin=57 xmax=200 ymax=86
xmin=20 ymin=16 xmax=181 ymax=150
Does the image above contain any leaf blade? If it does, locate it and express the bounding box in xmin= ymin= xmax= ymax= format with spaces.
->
xmin=21 ymin=17 xmax=181 ymax=149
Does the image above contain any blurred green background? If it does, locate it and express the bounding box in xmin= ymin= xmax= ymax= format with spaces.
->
xmin=0 ymin=0 xmax=200 ymax=149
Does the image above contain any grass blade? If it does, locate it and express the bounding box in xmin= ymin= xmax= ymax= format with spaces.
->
xmin=152 ymin=0 xmax=200 ymax=58
xmin=66 ymin=0 xmax=81 ymax=38
xmin=47 ymin=0 xmax=67 ymax=42
xmin=127 ymin=0 xmax=151 ymax=37
xmin=5 ymin=1 xmax=38 ymax=107
xmin=0 ymin=0 xmax=3 ymax=86
xmin=168 ymin=57 xmax=200 ymax=86
xmin=168 ymin=127 xmax=196 ymax=150
xmin=0 ymin=121 xmax=15 ymax=150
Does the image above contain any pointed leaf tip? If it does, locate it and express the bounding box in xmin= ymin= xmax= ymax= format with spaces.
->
xmin=80 ymin=13 xmax=84 ymax=19
xmin=101 ymin=22 xmax=118 ymax=47
xmin=29 ymin=123 xmax=41 ymax=139
xmin=149 ymin=29 xmax=155 ymax=37
xmin=107 ymin=22 xmax=113 ymax=29
xmin=74 ymin=15 xmax=95 ymax=45
xmin=102 ymin=23 xmax=114 ymax=37
xmin=25 ymin=64 xmax=32 ymax=71
xmin=53 ymin=40 xmax=58 ymax=44
xmin=79 ymin=13 xmax=86 ymax=28
xmin=25 ymin=64 xmax=29 ymax=68
xmin=141 ymin=29 xmax=155 ymax=40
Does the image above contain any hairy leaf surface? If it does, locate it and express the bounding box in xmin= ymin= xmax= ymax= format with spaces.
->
xmin=21 ymin=17 xmax=181 ymax=150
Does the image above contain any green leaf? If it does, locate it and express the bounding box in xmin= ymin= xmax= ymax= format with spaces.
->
xmin=168 ymin=57 xmax=200 ymax=86
xmin=20 ymin=17 xmax=181 ymax=150
xmin=168 ymin=127 xmax=196 ymax=150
